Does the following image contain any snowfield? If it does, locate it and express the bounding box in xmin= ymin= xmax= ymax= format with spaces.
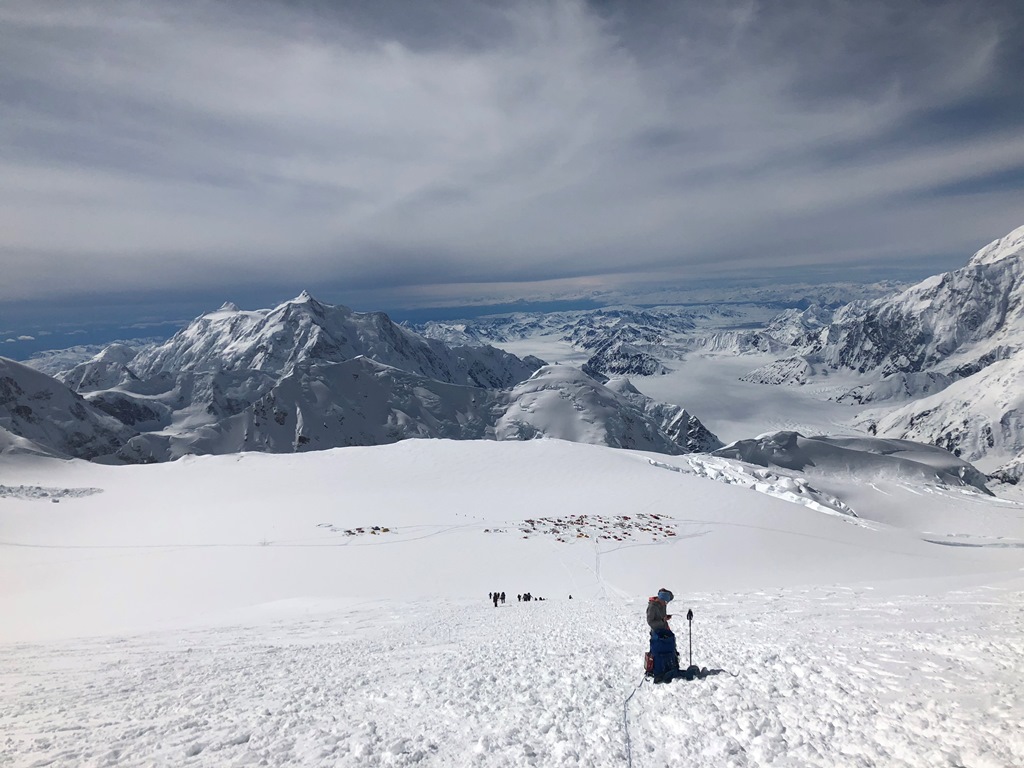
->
xmin=4 ymin=587 xmax=1023 ymax=767
xmin=2 ymin=439 xmax=1023 ymax=767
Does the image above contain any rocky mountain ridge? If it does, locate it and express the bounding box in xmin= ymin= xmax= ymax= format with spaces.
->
xmin=2 ymin=295 xmax=721 ymax=462
xmin=792 ymin=225 xmax=1024 ymax=378
xmin=743 ymin=224 xmax=1024 ymax=473
xmin=0 ymin=358 xmax=135 ymax=460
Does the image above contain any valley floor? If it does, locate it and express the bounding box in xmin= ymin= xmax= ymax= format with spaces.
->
xmin=3 ymin=582 xmax=1023 ymax=768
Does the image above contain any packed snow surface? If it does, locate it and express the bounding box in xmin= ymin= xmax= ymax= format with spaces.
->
xmin=2 ymin=439 xmax=1023 ymax=767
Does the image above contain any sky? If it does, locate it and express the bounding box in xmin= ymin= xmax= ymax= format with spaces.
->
xmin=1 ymin=0 xmax=1023 ymax=348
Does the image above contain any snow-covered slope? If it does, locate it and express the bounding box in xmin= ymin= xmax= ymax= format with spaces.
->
xmin=605 ymin=378 xmax=723 ymax=453
xmin=56 ymin=343 xmax=141 ymax=393
xmin=0 ymin=357 xmax=135 ymax=460
xmin=582 ymin=338 xmax=670 ymax=378
xmin=118 ymin=357 xmax=502 ymax=461
xmin=692 ymin=330 xmax=785 ymax=355
xmin=112 ymin=360 xmax=722 ymax=462
xmin=862 ymin=356 xmax=1024 ymax=469
xmin=496 ymin=366 xmax=720 ymax=454
xmin=764 ymin=304 xmax=836 ymax=345
xmin=23 ymin=340 xmax=160 ymax=377
xmin=414 ymin=307 xmax=700 ymax=347
xmin=0 ymin=424 xmax=59 ymax=458
xmin=835 ymin=370 xmax=954 ymax=405
xmin=1 ymin=440 xmax=1021 ymax=766
xmin=1 ymin=439 xmax=1017 ymax=641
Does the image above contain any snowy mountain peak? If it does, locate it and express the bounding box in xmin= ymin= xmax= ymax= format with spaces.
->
xmin=967 ymin=223 xmax=1024 ymax=267
xmin=266 ymin=291 xmax=340 ymax=323
xmin=286 ymin=290 xmax=332 ymax=312
xmin=91 ymin=343 xmax=138 ymax=366
xmin=217 ymin=301 xmax=240 ymax=312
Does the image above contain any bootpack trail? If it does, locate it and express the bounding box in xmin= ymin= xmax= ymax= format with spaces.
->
xmin=2 ymin=585 xmax=1022 ymax=767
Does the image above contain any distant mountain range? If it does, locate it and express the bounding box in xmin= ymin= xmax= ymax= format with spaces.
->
xmin=5 ymin=225 xmax=1023 ymax=484
xmin=1 ymin=293 xmax=721 ymax=462
xmin=412 ymin=304 xmax=789 ymax=377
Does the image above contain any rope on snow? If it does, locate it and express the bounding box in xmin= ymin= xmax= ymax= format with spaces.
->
xmin=623 ymin=673 xmax=647 ymax=768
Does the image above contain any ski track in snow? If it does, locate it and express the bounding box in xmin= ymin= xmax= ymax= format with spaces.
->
xmin=3 ymin=588 xmax=1022 ymax=768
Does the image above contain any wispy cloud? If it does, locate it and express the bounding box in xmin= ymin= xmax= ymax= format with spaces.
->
xmin=0 ymin=0 xmax=1021 ymax=309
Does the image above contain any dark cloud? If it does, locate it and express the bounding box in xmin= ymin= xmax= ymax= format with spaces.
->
xmin=0 ymin=0 xmax=1022 ymax=320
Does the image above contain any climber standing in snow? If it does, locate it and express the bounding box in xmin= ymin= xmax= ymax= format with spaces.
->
xmin=646 ymin=588 xmax=680 ymax=683
xmin=647 ymin=588 xmax=673 ymax=634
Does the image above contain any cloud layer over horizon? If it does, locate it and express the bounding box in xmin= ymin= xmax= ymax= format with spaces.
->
xmin=2 ymin=0 xmax=1023 ymax=312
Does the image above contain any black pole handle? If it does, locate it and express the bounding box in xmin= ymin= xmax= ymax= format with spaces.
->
xmin=686 ymin=608 xmax=693 ymax=667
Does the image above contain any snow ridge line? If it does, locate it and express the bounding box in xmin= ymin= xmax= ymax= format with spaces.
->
xmin=646 ymin=456 xmax=862 ymax=521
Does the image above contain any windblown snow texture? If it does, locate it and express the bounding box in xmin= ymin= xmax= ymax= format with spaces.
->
xmin=1 ymin=439 xmax=1021 ymax=767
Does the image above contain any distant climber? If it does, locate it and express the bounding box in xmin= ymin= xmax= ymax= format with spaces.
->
xmin=493 ymin=591 xmax=499 ymax=608
xmin=500 ymin=591 xmax=506 ymax=604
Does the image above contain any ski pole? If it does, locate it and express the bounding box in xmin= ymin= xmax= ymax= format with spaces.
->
xmin=686 ymin=609 xmax=693 ymax=668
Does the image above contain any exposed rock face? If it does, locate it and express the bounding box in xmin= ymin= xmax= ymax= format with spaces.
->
xmin=740 ymin=357 xmax=820 ymax=386
xmin=764 ymin=305 xmax=835 ymax=346
xmin=605 ymin=378 xmax=723 ymax=453
xmin=0 ymin=357 xmax=136 ymax=460
xmin=796 ymin=225 xmax=1024 ymax=377
xmin=582 ymin=339 xmax=669 ymax=379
